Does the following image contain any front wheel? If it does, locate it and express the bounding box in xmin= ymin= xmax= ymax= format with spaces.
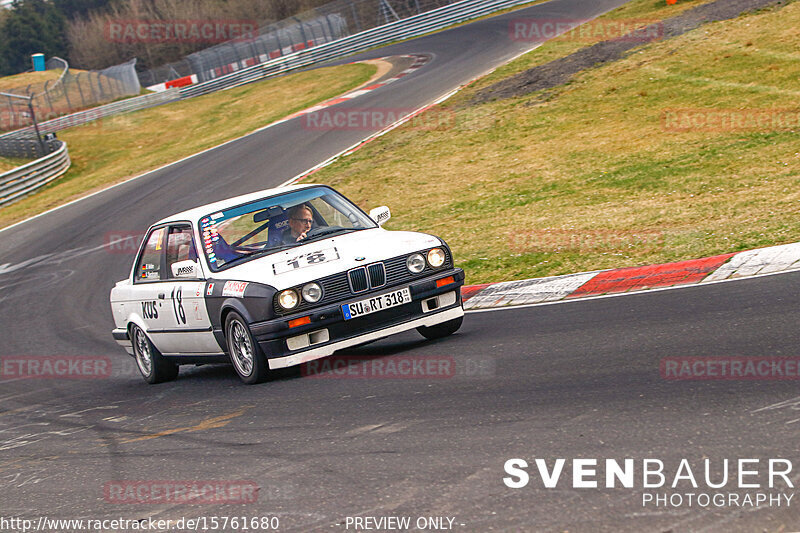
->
xmin=417 ymin=316 xmax=463 ymax=340
xmin=130 ymin=324 xmax=178 ymax=384
xmin=225 ymin=312 xmax=269 ymax=384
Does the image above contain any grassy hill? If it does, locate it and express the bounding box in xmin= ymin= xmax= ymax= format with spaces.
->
xmin=312 ymin=0 xmax=800 ymax=283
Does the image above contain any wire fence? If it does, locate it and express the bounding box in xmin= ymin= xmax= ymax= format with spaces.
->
xmin=139 ymin=0 xmax=461 ymax=87
xmin=0 ymin=58 xmax=141 ymax=132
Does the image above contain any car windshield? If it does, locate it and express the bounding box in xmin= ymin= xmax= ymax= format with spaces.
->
xmin=199 ymin=186 xmax=377 ymax=271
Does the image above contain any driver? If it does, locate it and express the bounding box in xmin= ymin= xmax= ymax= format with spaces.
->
xmin=282 ymin=204 xmax=314 ymax=244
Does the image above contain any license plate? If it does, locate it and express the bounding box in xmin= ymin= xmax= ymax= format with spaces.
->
xmin=342 ymin=287 xmax=412 ymax=320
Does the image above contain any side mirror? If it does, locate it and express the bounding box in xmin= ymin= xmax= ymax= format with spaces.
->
xmin=369 ymin=206 xmax=391 ymax=226
xmin=171 ymin=260 xmax=200 ymax=278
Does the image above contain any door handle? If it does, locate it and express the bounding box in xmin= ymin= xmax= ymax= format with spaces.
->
xmin=158 ymin=293 xmax=165 ymax=299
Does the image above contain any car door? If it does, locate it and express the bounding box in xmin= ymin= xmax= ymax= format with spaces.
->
xmin=154 ymin=223 xmax=222 ymax=355
xmin=129 ymin=226 xmax=175 ymax=351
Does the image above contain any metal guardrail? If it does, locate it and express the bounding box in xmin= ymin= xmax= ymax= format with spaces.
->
xmin=0 ymin=141 xmax=71 ymax=207
xmin=1 ymin=0 xmax=534 ymax=139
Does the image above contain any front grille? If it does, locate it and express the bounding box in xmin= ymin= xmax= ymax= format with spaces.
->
xmin=348 ymin=267 xmax=369 ymax=293
xmin=273 ymin=247 xmax=453 ymax=316
xmin=367 ymin=263 xmax=386 ymax=288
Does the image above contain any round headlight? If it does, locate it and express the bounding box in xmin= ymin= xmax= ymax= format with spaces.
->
xmin=406 ymin=253 xmax=425 ymax=273
xmin=301 ymin=283 xmax=322 ymax=303
xmin=278 ymin=289 xmax=299 ymax=309
xmin=427 ymin=248 xmax=446 ymax=268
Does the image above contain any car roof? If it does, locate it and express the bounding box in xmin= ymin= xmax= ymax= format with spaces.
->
xmin=153 ymin=184 xmax=323 ymax=226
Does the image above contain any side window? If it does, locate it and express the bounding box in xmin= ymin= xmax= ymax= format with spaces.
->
xmin=135 ymin=228 xmax=165 ymax=282
xmin=166 ymin=225 xmax=197 ymax=278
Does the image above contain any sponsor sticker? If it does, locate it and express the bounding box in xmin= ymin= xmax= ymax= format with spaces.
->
xmin=273 ymin=247 xmax=339 ymax=275
xmin=222 ymin=281 xmax=248 ymax=298
xmin=206 ymin=282 xmax=215 ymax=296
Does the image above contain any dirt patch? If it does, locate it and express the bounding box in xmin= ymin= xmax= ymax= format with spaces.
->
xmin=471 ymin=0 xmax=790 ymax=104
xmin=358 ymin=58 xmax=394 ymax=86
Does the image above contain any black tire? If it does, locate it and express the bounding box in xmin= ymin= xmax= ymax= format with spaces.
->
xmin=130 ymin=324 xmax=178 ymax=384
xmin=417 ymin=316 xmax=463 ymax=340
xmin=225 ymin=311 xmax=269 ymax=384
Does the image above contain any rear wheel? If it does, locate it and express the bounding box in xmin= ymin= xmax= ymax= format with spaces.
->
xmin=225 ymin=312 xmax=269 ymax=384
xmin=417 ymin=316 xmax=463 ymax=340
xmin=130 ymin=324 xmax=178 ymax=384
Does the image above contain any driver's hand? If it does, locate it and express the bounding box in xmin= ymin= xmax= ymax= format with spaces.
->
xmin=296 ymin=231 xmax=307 ymax=242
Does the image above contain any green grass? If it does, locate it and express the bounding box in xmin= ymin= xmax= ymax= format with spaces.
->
xmin=311 ymin=0 xmax=800 ymax=283
xmin=0 ymin=69 xmax=67 ymax=93
xmin=0 ymin=62 xmax=376 ymax=228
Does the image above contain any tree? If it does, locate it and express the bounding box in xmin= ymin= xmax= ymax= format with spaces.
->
xmin=54 ymin=0 xmax=114 ymax=20
xmin=0 ymin=0 xmax=68 ymax=75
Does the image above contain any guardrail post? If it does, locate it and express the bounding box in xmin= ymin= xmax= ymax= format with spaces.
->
xmin=350 ymin=3 xmax=362 ymax=34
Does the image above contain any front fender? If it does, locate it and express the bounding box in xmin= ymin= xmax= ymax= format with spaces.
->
xmin=205 ymin=281 xmax=277 ymax=350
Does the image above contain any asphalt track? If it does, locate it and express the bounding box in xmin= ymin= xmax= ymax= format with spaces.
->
xmin=1 ymin=1 xmax=799 ymax=531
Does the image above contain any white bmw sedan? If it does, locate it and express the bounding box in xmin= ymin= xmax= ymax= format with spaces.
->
xmin=110 ymin=184 xmax=465 ymax=384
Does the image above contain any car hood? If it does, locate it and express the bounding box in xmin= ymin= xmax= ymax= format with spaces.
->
xmin=210 ymin=228 xmax=442 ymax=290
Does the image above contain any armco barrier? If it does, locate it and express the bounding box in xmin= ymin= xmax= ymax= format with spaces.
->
xmin=0 ymin=0 xmax=536 ymax=140
xmin=0 ymin=141 xmax=71 ymax=207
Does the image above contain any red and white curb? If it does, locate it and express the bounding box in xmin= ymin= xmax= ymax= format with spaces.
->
xmin=267 ymin=54 xmax=431 ymax=129
xmin=462 ymin=242 xmax=800 ymax=310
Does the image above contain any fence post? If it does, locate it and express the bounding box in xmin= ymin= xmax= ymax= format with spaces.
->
xmin=293 ymin=17 xmax=308 ymax=47
xmin=350 ymin=3 xmax=362 ymax=34
xmin=63 ymin=75 xmax=73 ymax=109
xmin=86 ymin=73 xmax=98 ymax=103
xmin=323 ymin=12 xmax=337 ymax=41
xmin=75 ymin=73 xmax=86 ymax=107
xmin=96 ymin=73 xmax=106 ymax=100
xmin=42 ymin=81 xmax=55 ymax=115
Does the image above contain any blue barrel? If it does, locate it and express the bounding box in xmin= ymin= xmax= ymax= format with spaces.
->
xmin=31 ymin=53 xmax=45 ymax=71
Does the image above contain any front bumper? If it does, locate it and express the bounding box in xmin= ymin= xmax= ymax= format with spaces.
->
xmin=251 ymin=268 xmax=465 ymax=369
